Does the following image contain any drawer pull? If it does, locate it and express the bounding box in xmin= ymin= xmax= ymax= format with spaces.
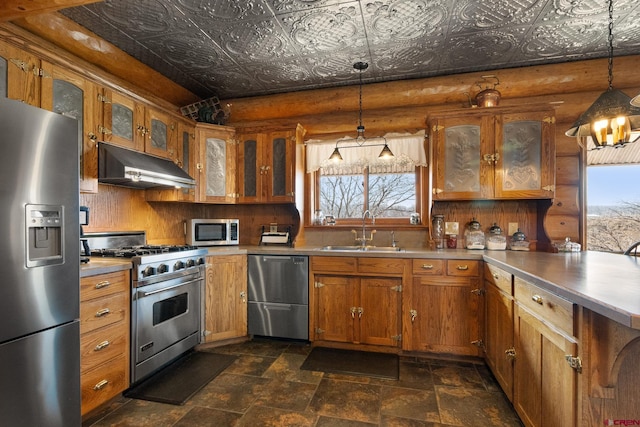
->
xmin=456 ymin=265 xmax=469 ymax=271
xmin=94 ymin=340 xmax=110 ymax=351
xmin=421 ymin=264 xmax=434 ymax=270
xmin=532 ymin=294 xmax=544 ymax=305
xmin=95 ymin=308 xmax=111 ymax=317
xmin=93 ymin=379 xmax=109 ymax=391
xmin=493 ymin=274 xmax=499 ymax=279
xmin=95 ymin=280 xmax=111 ymax=289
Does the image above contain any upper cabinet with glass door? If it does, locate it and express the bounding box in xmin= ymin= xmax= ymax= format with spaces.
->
xmin=236 ymin=129 xmax=296 ymax=203
xmin=99 ymin=89 xmax=177 ymax=162
xmin=196 ymin=123 xmax=237 ymax=204
xmin=40 ymin=62 xmax=99 ymax=193
xmin=429 ymin=104 xmax=555 ymax=200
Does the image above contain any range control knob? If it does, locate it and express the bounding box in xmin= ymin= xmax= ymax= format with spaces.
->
xmin=157 ymin=264 xmax=169 ymax=274
xmin=186 ymin=259 xmax=196 ymax=268
xmin=174 ymin=260 xmax=185 ymax=270
xmin=196 ymin=257 xmax=205 ymax=265
xmin=143 ymin=266 xmax=155 ymax=277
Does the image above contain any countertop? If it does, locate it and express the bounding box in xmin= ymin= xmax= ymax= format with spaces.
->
xmin=80 ymin=245 xmax=640 ymax=330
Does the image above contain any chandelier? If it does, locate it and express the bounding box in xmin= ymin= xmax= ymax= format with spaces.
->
xmin=565 ymin=0 xmax=640 ymax=148
xmin=329 ymin=62 xmax=394 ymax=161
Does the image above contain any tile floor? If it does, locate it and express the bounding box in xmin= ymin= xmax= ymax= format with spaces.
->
xmin=85 ymin=339 xmax=523 ymax=427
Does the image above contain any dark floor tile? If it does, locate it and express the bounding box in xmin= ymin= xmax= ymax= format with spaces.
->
xmin=237 ymin=405 xmax=317 ymax=426
xmin=254 ymin=378 xmax=318 ymax=412
xmin=207 ymin=338 xmax=291 ymax=358
xmin=89 ymin=399 xmax=190 ymax=427
xmin=380 ymin=415 xmax=447 ymax=427
xmin=436 ymin=386 xmax=523 ymax=427
xmin=380 ymin=385 xmax=440 ymax=422
xmin=224 ymin=354 xmax=278 ymax=376
xmin=187 ymin=373 xmax=271 ymax=412
xmin=263 ymin=352 xmax=324 ymax=384
xmin=475 ymin=364 xmax=502 ymax=392
xmin=430 ymin=363 xmax=486 ymax=390
xmin=173 ymin=406 xmax=242 ymax=426
xmin=309 ymin=378 xmax=382 ymax=423
xmin=395 ymin=361 xmax=435 ymax=390
xmin=316 ymin=416 xmax=377 ymax=426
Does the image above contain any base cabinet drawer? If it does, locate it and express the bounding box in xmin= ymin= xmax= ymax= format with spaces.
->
xmin=81 ymin=354 xmax=128 ymax=415
xmin=80 ymin=321 xmax=128 ymax=373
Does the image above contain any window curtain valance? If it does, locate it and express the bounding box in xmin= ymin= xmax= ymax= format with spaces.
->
xmin=305 ymin=131 xmax=427 ymax=175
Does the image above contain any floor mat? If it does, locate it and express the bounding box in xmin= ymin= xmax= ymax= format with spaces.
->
xmin=124 ymin=351 xmax=236 ymax=405
xmin=300 ymin=347 xmax=399 ymax=380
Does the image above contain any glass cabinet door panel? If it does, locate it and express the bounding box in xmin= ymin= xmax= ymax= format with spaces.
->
xmin=205 ymin=137 xmax=226 ymax=197
xmin=181 ymin=130 xmax=190 ymax=173
xmin=502 ymin=120 xmax=541 ymax=191
xmin=444 ymin=125 xmax=481 ymax=193
xmin=150 ymin=118 xmax=167 ymax=151
xmin=272 ymin=137 xmax=286 ymax=196
xmin=111 ymin=103 xmax=133 ymax=141
xmin=0 ymin=56 xmax=7 ymax=98
xmin=52 ymin=79 xmax=83 ymax=175
xmin=242 ymin=139 xmax=257 ymax=198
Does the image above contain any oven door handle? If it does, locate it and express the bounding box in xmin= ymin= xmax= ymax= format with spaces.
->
xmin=138 ymin=278 xmax=201 ymax=297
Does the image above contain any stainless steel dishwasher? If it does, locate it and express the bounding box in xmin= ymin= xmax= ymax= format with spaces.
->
xmin=247 ymin=255 xmax=309 ymax=340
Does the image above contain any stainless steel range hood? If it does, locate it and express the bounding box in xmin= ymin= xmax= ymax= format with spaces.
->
xmin=98 ymin=142 xmax=195 ymax=189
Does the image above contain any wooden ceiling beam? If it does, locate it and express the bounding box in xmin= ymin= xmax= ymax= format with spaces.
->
xmin=0 ymin=0 xmax=102 ymax=22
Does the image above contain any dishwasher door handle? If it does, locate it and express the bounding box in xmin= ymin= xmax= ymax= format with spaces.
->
xmin=262 ymin=303 xmax=292 ymax=311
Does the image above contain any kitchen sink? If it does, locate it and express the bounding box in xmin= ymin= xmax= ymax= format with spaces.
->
xmin=319 ymin=245 xmax=404 ymax=252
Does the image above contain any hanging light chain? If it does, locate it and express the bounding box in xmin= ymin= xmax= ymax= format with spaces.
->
xmin=358 ymin=67 xmax=363 ymax=129
xmin=607 ymin=0 xmax=614 ymax=91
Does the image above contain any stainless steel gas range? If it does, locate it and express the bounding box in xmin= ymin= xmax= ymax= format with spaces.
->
xmin=86 ymin=232 xmax=207 ymax=384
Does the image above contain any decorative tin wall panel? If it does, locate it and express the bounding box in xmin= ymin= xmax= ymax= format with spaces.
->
xmin=60 ymin=0 xmax=640 ymax=101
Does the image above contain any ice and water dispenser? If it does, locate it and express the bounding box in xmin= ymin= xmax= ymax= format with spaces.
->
xmin=25 ymin=204 xmax=64 ymax=268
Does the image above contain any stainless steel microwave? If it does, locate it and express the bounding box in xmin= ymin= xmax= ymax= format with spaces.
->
xmin=186 ymin=219 xmax=239 ymax=246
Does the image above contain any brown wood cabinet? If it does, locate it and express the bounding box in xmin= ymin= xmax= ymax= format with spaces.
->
xmin=513 ymin=276 xmax=578 ymax=427
xmin=202 ymin=254 xmax=247 ymax=343
xmin=483 ymin=263 xmax=515 ymax=401
xmin=405 ymin=259 xmax=483 ymax=356
xmin=429 ymin=105 xmax=556 ymax=200
xmin=0 ymin=39 xmax=42 ymax=106
xmin=145 ymin=117 xmax=199 ymax=202
xmin=196 ymin=124 xmax=237 ymax=203
xmin=79 ymin=269 xmax=130 ymax=416
xmin=40 ymin=62 xmax=99 ymax=193
xmin=310 ymin=256 xmax=406 ymax=349
xmin=237 ymin=129 xmax=296 ymax=203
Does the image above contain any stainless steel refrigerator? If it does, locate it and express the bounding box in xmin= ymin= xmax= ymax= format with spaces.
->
xmin=0 ymin=98 xmax=81 ymax=426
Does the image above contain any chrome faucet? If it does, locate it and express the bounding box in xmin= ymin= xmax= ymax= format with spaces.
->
xmin=352 ymin=209 xmax=376 ymax=247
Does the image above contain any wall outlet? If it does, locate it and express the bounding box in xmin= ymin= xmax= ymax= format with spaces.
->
xmin=445 ymin=222 xmax=459 ymax=235
xmin=508 ymin=222 xmax=519 ymax=236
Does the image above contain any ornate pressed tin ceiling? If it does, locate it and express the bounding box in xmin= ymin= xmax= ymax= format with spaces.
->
xmin=60 ymin=0 xmax=640 ymax=100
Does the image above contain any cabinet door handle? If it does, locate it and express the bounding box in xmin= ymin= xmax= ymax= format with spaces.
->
xmin=350 ymin=307 xmax=357 ymax=318
xmin=240 ymin=291 xmax=246 ymax=303
xmin=410 ymin=309 xmax=417 ymax=322
xmin=421 ymin=264 xmax=434 ymax=270
xmin=532 ymin=294 xmax=544 ymax=305
xmin=95 ymin=308 xmax=111 ymax=317
xmin=93 ymin=380 xmax=109 ymax=391
xmin=505 ymin=348 xmax=516 ymax=360
xmin=95 ymin=280 xmax=110 ymax=289
xmin=94 ymin=340 xmax=110 ymax=351
xmin=493 ymin=274 xmax=499 ymax=280
xmin=358 ymin=307 xmax=363 ymax=318
xmin=456 ymin=265 xmax=469 ymax=271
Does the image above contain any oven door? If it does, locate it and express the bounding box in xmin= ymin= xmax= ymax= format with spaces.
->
xmin=133 ymin=273 xmax=201 ymax=366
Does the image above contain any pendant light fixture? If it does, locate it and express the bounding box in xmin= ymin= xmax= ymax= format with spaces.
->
xmin=565 ymin=0 xmax=640 ymax=148
xmin=329 ymin=61 xmax=394 ymax=161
